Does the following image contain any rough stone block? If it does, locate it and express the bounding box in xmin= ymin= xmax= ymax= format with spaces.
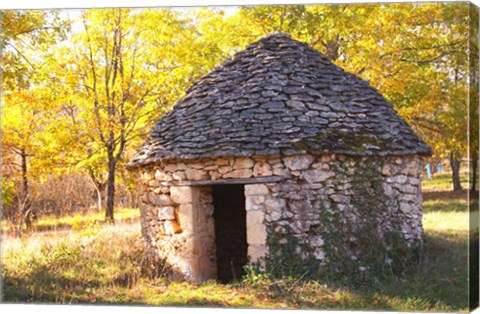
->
xmin=246 ymin=196 xmax=265 ymax=210
xmin=155 ymin=169 xmax=170 ymax=181
xmin=218 ymin=166 xmax=232 ymax=174
xmin=139 ymin=202 xmax=153 ymax=215
xmin=223 ymin=169 xmax=253 ymax=179
xmin=289 ymin=200 xmax=313 ymax=212
xmin=150 ymin=193 xmax=174 ymax=206
xmin=148 ymin=179 xmax=160 ymax=187
xmin=272 ymin=166 xmax=289 ymax=176
xmin=395 ymin=184 xmax=417 ymax=194
xmin=266 ymin=157 xmax=282 ymax=165
xmin=265 ymin=197 xmax=286 ymax=213
xmin=172 ymin=171 xmax=186 ymax=181
xmin=170 ymin=186 xmax=199 ymax=204
xmin=245 ymin=184 xmax=270 ymax=196
xmin=321 ymin=154 xmax=334 ymax=162
xmin=330 ymin=194 xmax=348 ymax=203
xmin=311 ymin=162 xmax=330 ymax=171
xmin=185 ymin=168 xmax=209 ymax=180
xmin=292 ymin=220 xmax=311 ymax=234
xmin=266 ymin=211 xmax=282 ymax=222
xmin=253 ymin=161 xmax=273 ymax=176
xmin=214 ymin=158 xmax=230 ymax=166
xmin=406 ymin=159 xmax=421 ymax=176
xmin=164 ymin=163 xmax=179 ymax=172
xmin=164 ymin=220 xmax=182 ymax=235
xmin=189 ymin=162 xmax=204 ymax=170
xmin=300 ymin=170 xmax=335 ymax=183
xmin=204 ymin=164 xmax=219 ymax=171
xmin=141 ymin=171 xmax=154 ymax=182
xmin=248 ymin=244 xmax=266 ymax=268
xmin=399 ymin=202 xmax=413 ymax=213
xmin=284 ymin=155 xmax=315 ymax=170
xmin=407 ymin=177 xmax=420 ymax=186
xmin=177 ymin=204 xmax=194 ymax=232
xmin=158 ymin=206 xmax=175 ymax=220
xmin=310 ymin=235 xmax=324 ymax=247
xmin=246 ymin=211 xmax=267 ymax=245
xmin=209 ymin=171 xmax=222 ymax=180
xmin=386 ymin=174 xmax=408 ymax=184
xmin=382 ymin=183 xmax=395 ymax=196
xmin=233 ymin=157 xmax=255 ymax=169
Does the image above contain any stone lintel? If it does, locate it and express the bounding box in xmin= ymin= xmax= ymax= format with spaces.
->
xmin=162 ymin=175 xmax=286 ymax=186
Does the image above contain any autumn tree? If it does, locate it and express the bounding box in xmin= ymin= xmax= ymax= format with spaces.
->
xmin=468 ymin=3 xmax=479 ymax=193
xmin=49 ymin=8 xmax=213 ymax=221
xmin=1 ymin=10 xmax=68 ymax=232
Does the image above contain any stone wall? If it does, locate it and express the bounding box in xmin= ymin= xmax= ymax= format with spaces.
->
xmin=137 ymin=153 xmax=425 ymax=282
xmin=139 ymin=183 xmax=216 ymax=282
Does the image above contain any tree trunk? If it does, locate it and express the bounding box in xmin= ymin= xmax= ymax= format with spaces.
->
xmin=94 ymin=183 xmax=107 ymax=211
xmin=20 ymin=148 xmax=32 ymax=229
xmin=95 ymin=188 xmax=103 ymax=211
xmin=105 ymin=153 xmax=116 ymax=222
xmin=472 ymin=157 xmax=478 ymax=192
xmin=89 ymin=173 xmax=107 ymax=211
xmin=450 ymin=152 xmax=463 ymax=191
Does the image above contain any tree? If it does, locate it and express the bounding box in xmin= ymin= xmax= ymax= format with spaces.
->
xmin=48 ymin=8 xmax=213 ymax=221
xmin=1 ymin=10 xmax=68 ymax=232
xmin=468 ymin=3 xmax=479 ymax=193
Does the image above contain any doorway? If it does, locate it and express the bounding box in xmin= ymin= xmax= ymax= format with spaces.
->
xmin=212 ymin=184 xmax=248 ymax=283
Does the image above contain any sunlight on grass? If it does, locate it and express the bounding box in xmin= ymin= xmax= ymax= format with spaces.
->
xmin=423 ymin=211 xmax=471 ymax=231
xmin=422 ymin=172 xmax=469 ymax=191
xmin=422 ymin=197 xmax=469 ymax=231
xmin=36 ymin=207 xmax=140 ymax=227
xmin=1 ymin=207 xmax=140 ymax=235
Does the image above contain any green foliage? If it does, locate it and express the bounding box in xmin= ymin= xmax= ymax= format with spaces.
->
xmin=241 ymin=263 xmax=269 ymax=286
xmin=325 ymin=159 xmax=420 ymax=286
xmin=260 ymin=158 xmax=422 ymax=289
xmin=264 ymin=226 xmax=320 ymax=280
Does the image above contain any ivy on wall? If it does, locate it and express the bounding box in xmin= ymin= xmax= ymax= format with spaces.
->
xmin=263 ymin=158 xmax=423 ymax=288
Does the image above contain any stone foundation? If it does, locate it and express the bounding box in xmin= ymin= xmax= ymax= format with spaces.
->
xmin=137 ymin=153 xmax=424 ymax=282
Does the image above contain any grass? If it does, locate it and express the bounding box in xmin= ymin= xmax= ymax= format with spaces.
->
xmin=1 ymin=207 xmax=140 ymax=235
xmin=422 ymin=171 xmax=470 ymax=191
xmin=1 ymin=175 xmax=475 ymax=311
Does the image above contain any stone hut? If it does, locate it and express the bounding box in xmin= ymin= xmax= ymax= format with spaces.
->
xmin=128 ymin=32 xmax=432 ymax=284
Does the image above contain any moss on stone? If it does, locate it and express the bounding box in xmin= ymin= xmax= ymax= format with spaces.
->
xmin=293 ymin=129 xmax=388 ymax=154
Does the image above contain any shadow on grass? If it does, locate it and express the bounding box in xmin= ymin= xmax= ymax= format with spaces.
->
xmin=364 ymin=231 xmax=469 ymax=310
xmin=422 ymin=190 xmax=469 ymax=202
xmin=3 ymin=267 xmax=149 ymax=305
xmin=2 ymin=265 xmax=103 ymax=304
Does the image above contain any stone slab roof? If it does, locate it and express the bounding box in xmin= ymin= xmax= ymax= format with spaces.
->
xmin=128 ymin=32 xmax=432 ymax=168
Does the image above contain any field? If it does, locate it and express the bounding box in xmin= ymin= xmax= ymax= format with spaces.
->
xmin=1 ymin=172 xmax=476 ymax=311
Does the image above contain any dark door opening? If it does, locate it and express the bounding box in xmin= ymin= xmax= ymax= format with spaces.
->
xmin=212 ymin=184 xmax=248 ymax=283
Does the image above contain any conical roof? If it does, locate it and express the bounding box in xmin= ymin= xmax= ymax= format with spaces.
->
xmin=128 ymin=32 xmax=431 ymax=168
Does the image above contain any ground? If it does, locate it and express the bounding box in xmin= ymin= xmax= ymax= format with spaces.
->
xmin=1 ymin=171 xmax=477 ymax=311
